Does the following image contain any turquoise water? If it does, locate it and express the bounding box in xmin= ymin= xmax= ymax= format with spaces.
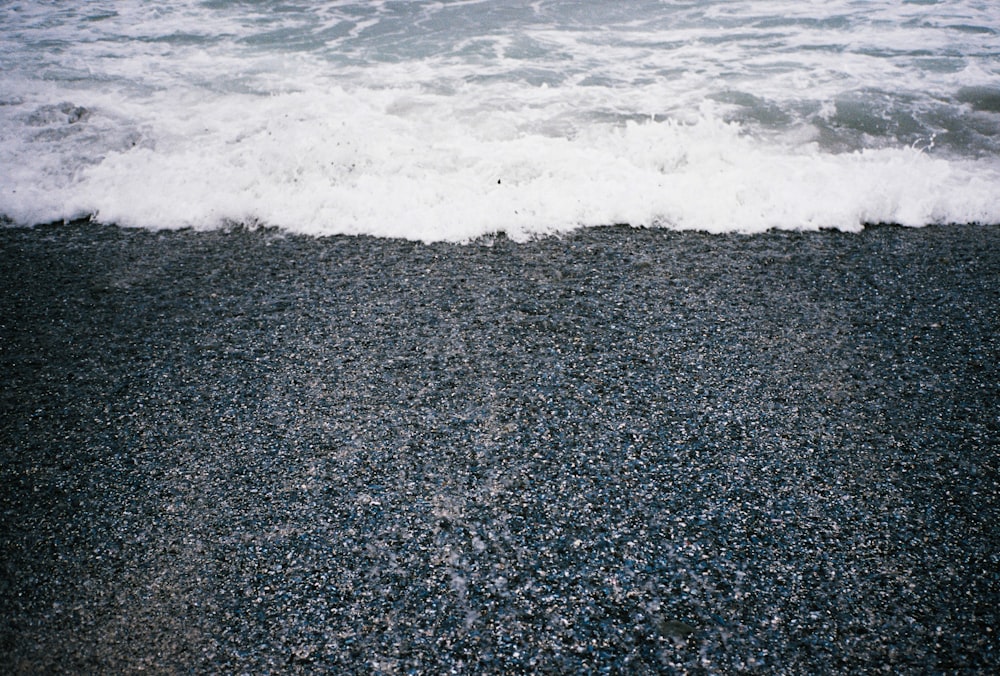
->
xmin=2 ymin=0 xmax=999 ymax=239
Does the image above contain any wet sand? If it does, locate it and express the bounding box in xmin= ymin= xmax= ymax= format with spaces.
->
xmin=2 ymin=222 xmax=998 ymax=673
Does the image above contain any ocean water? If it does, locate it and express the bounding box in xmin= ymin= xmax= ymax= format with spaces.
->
xmin=1 ymin=0 xmax=999 ymax=241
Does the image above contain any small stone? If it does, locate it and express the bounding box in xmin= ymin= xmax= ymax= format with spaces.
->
xmin=656 ymin=618 xmax=697 ymax=639
xmin=291 ymin=645 xmax=314 ymax=662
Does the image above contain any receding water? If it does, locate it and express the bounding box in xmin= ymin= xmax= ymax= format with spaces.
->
xmin=2 ymin=0 xmax=999 ymax=239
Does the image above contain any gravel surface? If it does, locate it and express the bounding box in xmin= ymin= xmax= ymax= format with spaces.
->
xmin=2 ymin=222 xmax=999 ymax=673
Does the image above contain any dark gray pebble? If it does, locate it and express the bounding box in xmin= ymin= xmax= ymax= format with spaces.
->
xmin=1 ymin=221 xmax=998 ymax=673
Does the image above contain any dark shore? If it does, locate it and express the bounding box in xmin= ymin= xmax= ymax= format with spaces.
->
xmin=1 ymin=222 xmax=998 ymax=673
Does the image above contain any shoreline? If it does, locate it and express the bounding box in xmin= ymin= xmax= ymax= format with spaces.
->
xmin=2 ymin=222 xmax=998 ymax=672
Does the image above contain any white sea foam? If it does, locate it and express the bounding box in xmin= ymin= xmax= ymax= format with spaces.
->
xmin=1 ymin=0 xmax=998 ymax=241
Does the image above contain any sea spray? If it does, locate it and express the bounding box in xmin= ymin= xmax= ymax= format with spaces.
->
xmin=2 ymin=0 xmax=998 ymax=240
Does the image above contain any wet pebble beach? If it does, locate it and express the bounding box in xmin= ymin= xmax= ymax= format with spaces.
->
xmin=2 ymin=222 xmax=998 ymax=673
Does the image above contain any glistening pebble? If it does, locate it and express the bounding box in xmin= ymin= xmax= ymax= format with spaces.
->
xmin=1 ymin=222 xmax=998 ymax=673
